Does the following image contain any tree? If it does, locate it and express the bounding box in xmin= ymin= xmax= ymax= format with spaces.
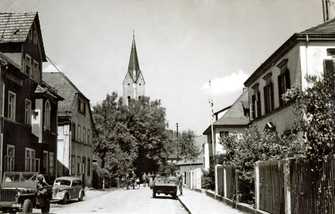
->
xmin=93 ymin=93 xmax=170 ymax=178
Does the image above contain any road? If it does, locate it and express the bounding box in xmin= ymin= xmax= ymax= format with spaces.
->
xmin=43 ymin=187 xmax=187 ymax=214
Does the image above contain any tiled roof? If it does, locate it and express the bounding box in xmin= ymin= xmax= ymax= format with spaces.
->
xmin=43 ymin=72 xmax=84 ymax=113
xmin=0 ymin=12 xmax=36 ymax=43
xmin=301 ymin=18 xmax=335 ymax=34
xmin=213 ymin=90 xmax=249 ymax=126
xmin=125 ymin=36 xmax=145 ymax=83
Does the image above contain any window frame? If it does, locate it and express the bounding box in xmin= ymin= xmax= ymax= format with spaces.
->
xmin=8 ymin=91 xmax=16 ymax=121
xmin=25 ymin=148 xmax=35 ymax=172
xmin=6 ymin=144 xmax=15 ymax=172
xmin=25 ymin=99 xmax=32 ymax=125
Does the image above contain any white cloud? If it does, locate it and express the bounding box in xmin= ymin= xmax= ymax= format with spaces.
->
xmin=201 ymin=70 xmax=248 ymax=96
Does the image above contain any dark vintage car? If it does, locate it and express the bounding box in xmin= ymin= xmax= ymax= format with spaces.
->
xmin=0 ymin=172 xmax=52 ymax=214
xmin=52 ymin=176 xmax=85 ymax=203
xmin=152 ymin=176 xmax=177 ymax=199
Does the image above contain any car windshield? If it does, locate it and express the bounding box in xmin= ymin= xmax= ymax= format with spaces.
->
xmin=54 ymin=179 xmax=71 ymax=186
xmin=2 ymin=172 xmax=38 ymax=189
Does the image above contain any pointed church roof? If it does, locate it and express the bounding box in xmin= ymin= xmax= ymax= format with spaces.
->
xmin=127 ymin=33 xmax=142 ymax=83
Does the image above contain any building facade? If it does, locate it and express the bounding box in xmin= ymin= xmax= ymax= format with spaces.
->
xmin=244 ymin=20 xmax=335 ymax=134
xmin=0 ymin=12 xmax=62 ymax=182
xmin=43 ymin=72 xmax=94 ymax=186
xmin=203 ymin=90 xmax=249 ymax=168
xmin=122 ymin=35 xmax=145 ymax=105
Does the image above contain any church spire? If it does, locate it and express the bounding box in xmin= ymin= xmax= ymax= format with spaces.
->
xmin=128 ymin=31 xmax=141 ymax=82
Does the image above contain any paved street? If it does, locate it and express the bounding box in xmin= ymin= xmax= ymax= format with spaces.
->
xmin=42 ymin=187 xmax=187 ymax=214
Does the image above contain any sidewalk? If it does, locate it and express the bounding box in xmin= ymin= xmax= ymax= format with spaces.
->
xmin=178 ymin=189 xmax=244 ymax=214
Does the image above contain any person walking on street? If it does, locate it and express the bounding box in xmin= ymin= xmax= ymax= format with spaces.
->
xmin=142 ymin=173 xmax=147 ymax=187
xmin=177 ymin=171 xmax=183 ymax=196
xmin=36 ymin=174 xmax=51 ymax=214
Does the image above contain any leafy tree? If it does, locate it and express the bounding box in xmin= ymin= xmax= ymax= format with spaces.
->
xmin=93 ymin=93 xmax=170 ymax=178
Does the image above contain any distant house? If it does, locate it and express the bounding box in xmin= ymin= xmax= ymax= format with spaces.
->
xmin=0 ymin=12 xmax=63 ymax=181
xmin=203 ymin=90 xmax=249 ymax=167
xmin=244 ymin=19 xmax=335 ymax=134
xmin=43 ymin=72 xmax=94 ymax=186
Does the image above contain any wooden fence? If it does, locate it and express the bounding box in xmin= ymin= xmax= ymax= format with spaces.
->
xmin=289 ymin=158 xmax=335 ymax=214
xmin=255 ymin=158 xmax=335 ymax=214
xmin=256 ymin=160 xmax=285 ymax=214
xmin=215 ymin=165 xmax=237 ymax=201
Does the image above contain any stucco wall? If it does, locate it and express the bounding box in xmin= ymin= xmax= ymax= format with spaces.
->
xmin=248 ymin=42 xmax=335 ymax=134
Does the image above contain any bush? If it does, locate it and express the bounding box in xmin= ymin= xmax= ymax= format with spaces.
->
xmin=201 ymin=167 xmax=215 ymax=190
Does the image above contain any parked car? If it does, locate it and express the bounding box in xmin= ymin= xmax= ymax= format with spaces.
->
xmin=0 ymin=172 xmax=52 ymax=214
xmin=52 ymin=176 xmax=85 ymax=203
xmin=152 ymin=176 xmax=177 ymax=199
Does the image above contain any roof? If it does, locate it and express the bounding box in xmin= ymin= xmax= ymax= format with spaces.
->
xmin=301 ymin=18 xmax=335 ymax=34
xmin=244 ymin=19 xmax=335 ymax=86
xmin=125 ymin=34 xmax=144 ymax=83
xmin=0 ymin=12 xmax=46 ymax=61
xmin=43 ymin=72 xmax=88 ymax=113
xmin=203 ymin=90 xmax=249 ymax=135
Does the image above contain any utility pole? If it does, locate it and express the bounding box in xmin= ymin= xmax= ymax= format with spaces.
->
xmin=208 ymin=80 xmax=216 ymax=165
xmin=176 ymin=123 xmax=179 ymax=160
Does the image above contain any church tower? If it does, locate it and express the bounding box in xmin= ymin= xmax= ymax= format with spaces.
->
xmin=122 ymin=33 xmax=145 ymax=105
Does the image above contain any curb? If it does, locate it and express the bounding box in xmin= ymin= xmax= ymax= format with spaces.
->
xmin=177 ymin=196 xmax=192 ymax=214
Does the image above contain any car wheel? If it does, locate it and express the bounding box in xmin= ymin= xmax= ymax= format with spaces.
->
xmin=172 ymin=193 xmax=177 ymax=199
xmin=63 ymin=193 xmax=70 ymax=204
xmin=152 ymin=191 xmax=156 ymax=198
xmin=22 ymin=199 xmax=33 ymax=214
xmin=78 ymin=190 xmax=84 ymax=201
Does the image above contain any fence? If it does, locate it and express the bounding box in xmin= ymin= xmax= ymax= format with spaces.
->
xmin=214 ymin=165 xmax=237 ymax=202
xmin=255 ymin=158 xmax=335 ymax=214
xmin=184 ymin=168 xmax=202 ymax=190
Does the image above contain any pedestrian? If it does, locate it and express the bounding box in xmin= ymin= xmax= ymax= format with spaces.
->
xmin=177 ymin=171 xmax=183 ymax=196
xmin=36 ymin=174 xmax=51 ymax=214
xmin=142 ymin=173 xmax=147 ymax=187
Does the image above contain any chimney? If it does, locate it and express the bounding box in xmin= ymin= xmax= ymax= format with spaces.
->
xmin=322 ymin=0 xmax=335 ymax=22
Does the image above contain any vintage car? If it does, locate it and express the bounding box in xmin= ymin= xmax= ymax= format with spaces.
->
xmin=52 ymin=176 xmax=85 ymax=203
xmin=0 ymin=172 xmax=52 ymax=214
xmin=152 ymin=176 xmax=177 ymax=199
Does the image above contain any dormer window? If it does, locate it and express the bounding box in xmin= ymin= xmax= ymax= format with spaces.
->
xmin=24 ymin=54 xmax=32 ymax=77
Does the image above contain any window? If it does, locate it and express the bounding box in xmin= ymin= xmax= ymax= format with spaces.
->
xmin=83 ymin=127 xmax=86 ymax=144
xmin=264 ymin=81 xmax=274 ymax=114
xmin=87 ymin=158 xmax=91 ymax=176
xmin=82 ymin=157 xmax=86 ymax=175
xmin=24 ymin=54 xmax=32 ymax=77
xmin=43 ymin=151 xmax=48 ymax=174
xmin=25 ymin=148 xmax=35 ymax=172
xmin=33 ymin=30 xmax=38 ymax=45
xmin=78 ymin=98 xmax=86 ymax=115
xmin=219 ymin=131 xmax=229 ymax=138
xmin=49 ymin=152 xmax=54 ymax=176
xmin=77 ymin=156 xmax=81 ymax=175
xmin=6 ymin=145 xmax=15 ymax=171
xmin=251 ymin=95 xmax=256 ymax=119
xmin=44 ymin=100 xmax=51 ymax=130
xmin=256 ymin=91 xmax=261 ymax=117
xmin=278 ymin=68 xmax=291 ymax=107
xmin=87 ymin=130 xmax=90 ymax=144
xmin=71 ymin=123 xmax=76 ymax=141
xmin=25 ymin=99 xmax=32 ymax=125
xmin=71 ymin=155 xmax=76 ymax=175
xmin=78 ymin=125 xmax=81 ymax=142
xmin=8 ymin=91 xmax=16 ymax=121
xmin=33 ymin=60 xmax=39 ymax=76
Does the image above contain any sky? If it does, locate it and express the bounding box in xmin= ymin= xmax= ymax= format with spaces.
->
xmin=0 ymin=0 xmax=324 ymax=134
